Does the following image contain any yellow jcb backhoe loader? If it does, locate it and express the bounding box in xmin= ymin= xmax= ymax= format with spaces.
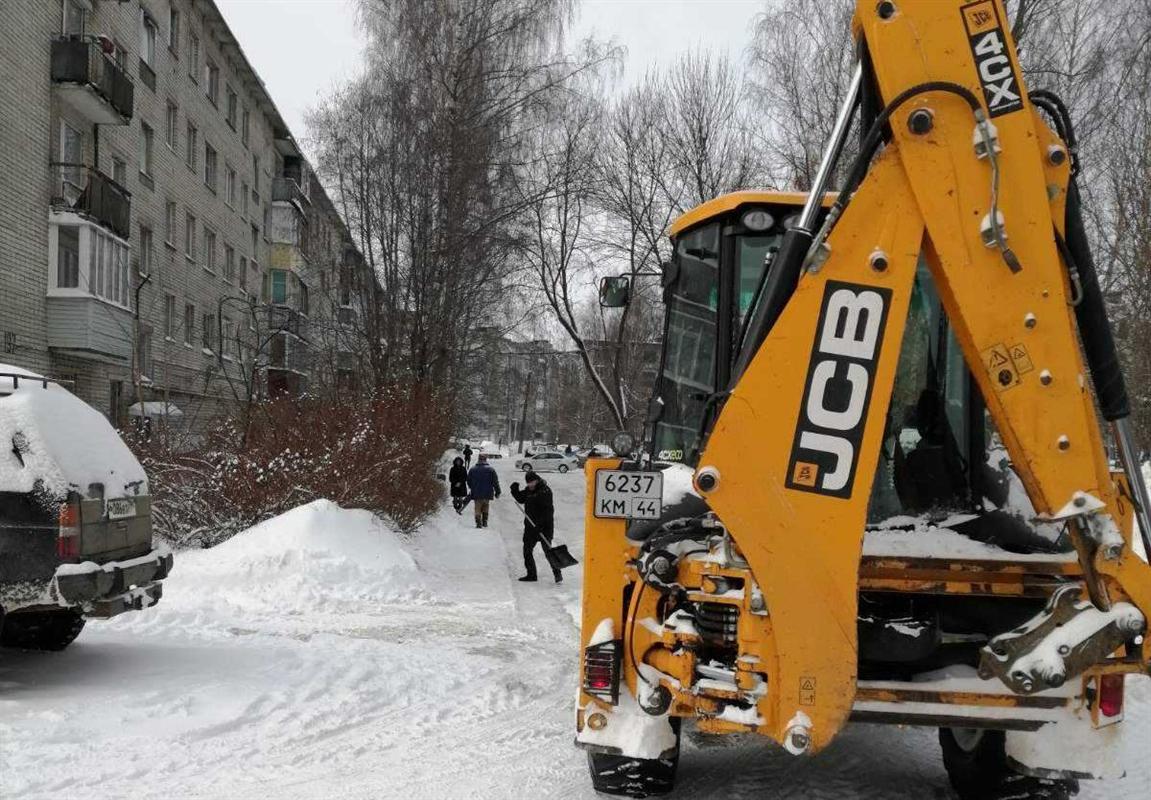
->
xmin=576 ymin=1 xmax=1151 ymax=797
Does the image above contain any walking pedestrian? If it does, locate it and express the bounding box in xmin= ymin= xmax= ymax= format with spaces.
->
xmin=511 ymin=471 xmax=561 ymax=584
xmin=463 ymin=444 xmax=474 ymax=469
xmin=448 ymin=456 xmax=469 ymax=513
xmin=466 ymin=453 xmax=500 ymax=528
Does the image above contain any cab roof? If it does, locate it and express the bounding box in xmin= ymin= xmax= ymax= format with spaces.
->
xmin=668 ymin=190 xmax=837 ymax=239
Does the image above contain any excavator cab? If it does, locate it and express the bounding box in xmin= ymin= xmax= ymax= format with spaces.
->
xmin=577 ymin=2 xmax=1151 ymax=798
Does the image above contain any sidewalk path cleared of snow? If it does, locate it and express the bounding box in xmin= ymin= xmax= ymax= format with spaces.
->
xmin=1 ymin=460 xmax=1149 ymax=799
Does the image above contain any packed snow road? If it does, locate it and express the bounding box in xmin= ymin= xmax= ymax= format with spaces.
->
xmin=2 ymin=459 xmax=1149 ymax=799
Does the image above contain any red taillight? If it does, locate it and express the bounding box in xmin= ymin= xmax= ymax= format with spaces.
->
xmin=57 ymin=502 xmax=80 ymax=560
xmin=584 ymin=641 xmax=621 ymax=704
xmin=1099 ymin=674 xmax=1125 ymax=718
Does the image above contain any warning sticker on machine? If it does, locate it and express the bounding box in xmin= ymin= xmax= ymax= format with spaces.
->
xmin=1008 ymin=342 xmax=1035 ymax=374
xmin=800 ymin=677 xmax=817 ymax=706
xmin=982 ymin=342 xmax=1020 ymax=390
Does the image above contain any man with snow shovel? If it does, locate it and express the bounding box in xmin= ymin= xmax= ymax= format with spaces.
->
xmin=511 ymin=471 xmax=562 ymax=584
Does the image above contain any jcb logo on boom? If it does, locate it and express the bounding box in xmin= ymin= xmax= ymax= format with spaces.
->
xmin=961 ymin=1 xmax=1024 ymax=117
xmin=786 ymin=282 xmax=891 ymax=499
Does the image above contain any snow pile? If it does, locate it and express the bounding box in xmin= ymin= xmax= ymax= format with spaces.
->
xmin=129 ymin=500 xmax=426 ymax=633
xmin=0 ymin=365 xmax=147 ymax=500
xmin=661 ymin=462 xmax=700 ymax=506
xmin=864 ymin=515 xmax=1075 ymax=562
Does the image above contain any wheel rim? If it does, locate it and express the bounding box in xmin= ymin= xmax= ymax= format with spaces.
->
xmin=951 ymin=727 xmax=984 ymax=753
xmin=523 ymin=464 xmax=531 ymax=471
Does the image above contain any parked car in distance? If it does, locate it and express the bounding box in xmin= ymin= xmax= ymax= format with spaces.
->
xmin=575 ymin=445 xmax=613 ymax=468
xmin=0 ymin=366 xmax=172 ymax=651
xmin=515 ymin=452 xmax=579 ymax=474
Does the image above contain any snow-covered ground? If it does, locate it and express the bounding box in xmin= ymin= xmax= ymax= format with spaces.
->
xmin=2 ymin=460 xmax=1149 ymax=799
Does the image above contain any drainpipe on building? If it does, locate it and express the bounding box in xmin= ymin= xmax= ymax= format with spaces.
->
xmin=132 ymin=272 xmax=152 ymax=423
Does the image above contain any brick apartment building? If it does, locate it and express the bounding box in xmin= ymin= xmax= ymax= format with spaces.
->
xmin=0 ymin=0 xmax=374 ymax=429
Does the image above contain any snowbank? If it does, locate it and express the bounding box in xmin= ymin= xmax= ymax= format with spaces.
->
xmin=121 ymin=500 xmax=426 ymax=634
xmin=0 ymin=365 xmax=147 ymax=500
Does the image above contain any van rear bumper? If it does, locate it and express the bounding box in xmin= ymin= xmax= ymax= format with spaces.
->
xmin=54 ymin=547 xmax=173 ymax=617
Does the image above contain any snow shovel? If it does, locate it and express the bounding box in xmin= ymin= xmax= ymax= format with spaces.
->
xmin=515 ymin=499 xmax=578 ymax=571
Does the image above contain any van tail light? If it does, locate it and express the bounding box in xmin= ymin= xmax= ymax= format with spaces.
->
xmin=1099 ymin=674 xmax=1125 ymax=719
xmin=57 ymin=501 xmax=80 ymax=560
xmin=584 ymin=640 xmax=622 ymax=705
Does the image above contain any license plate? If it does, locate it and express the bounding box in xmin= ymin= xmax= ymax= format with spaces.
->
xmin=594 ymin=470 xmax=663 ymax=520
xmin=106 ymin=498 xmax=136 ymax=520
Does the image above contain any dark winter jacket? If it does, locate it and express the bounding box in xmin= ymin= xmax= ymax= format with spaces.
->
xmin=449 ymin=459 xmax=468 ymax=498
xmin=511 ymin=479 xmax=554 ymax=534
xmin=467 ymin=462 xmax=501 ymax=500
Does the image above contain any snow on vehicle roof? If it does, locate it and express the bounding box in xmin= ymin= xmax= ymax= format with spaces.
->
xmin=0 ymin=363 xmax=147 ymax=501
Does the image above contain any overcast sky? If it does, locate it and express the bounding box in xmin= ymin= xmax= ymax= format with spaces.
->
xmin=214 ymin=0 xmax=763 ymax=156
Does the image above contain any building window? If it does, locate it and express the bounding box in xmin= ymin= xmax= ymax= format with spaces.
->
xmin=251 ymin=224 xmax=259 ymax=254
xmin=224 ymin=244 xmax=235 ymax=282
xmin=203 ymin=227 xmax=217 ymax=272
xmin=139 ymin=225 xmax=153 ymax=275
xmin=186 ymin=121 xmax=198 ymax=170
xmin=241 ymin=181 xmax=249 ymax=216
xmin=241 ymin=108 xmax=250 ymax=147
xmin=184 ymin=303 xmax=195 ymax=345
xmin=137 ymin=324 xmax=153 ymax=378
xmin=185 ymin=212 xmax=197 ymax=259
xmin=56 ymin=224 xmax=80 ymax=288
xmin=168 ymin=8 xmax=180 ymax=53
xmin=164 ymin=293 xmax=176 ymax=339
xmin=204 ymin=142 xmax=217 ymax=190
xmin=226 ymin=86 xmax=238 ymax=129
xmin=226 ymin=165 xmax=237 ymax=207
xmin=222 ymin=315 xmax=234 ymax=358
xmin=238 ymin=255 xmax=248 ymax=293
xmin=188 ymin=30 xmax=200 ymax=80
xmin=165 ymin=200 xmax=177 ymax=246
xmin=252 ymin=155 xmax=260 ymax=192
xmin=205 ymin=58 xmax=219 ymax=105
xmin=165 ymin=101 xmax=178 ymax=149
xmin=139 ymin=122 xmax=154 ymax=177
xmin=267 ymin=269 xmax=287 ymax=304
xmin=202 ymin=313 xmax=215 ymax=351
xmin=111 ymin=156 xmax=126 ymax=185
xmin=139 ymin=9 xmax=157 ymax=67
xmin=63 ymin=0 xmax=86 ymax=36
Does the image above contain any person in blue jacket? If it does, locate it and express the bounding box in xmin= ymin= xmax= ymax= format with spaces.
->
xmin=466 ymin=454 xmax=501 ymax=529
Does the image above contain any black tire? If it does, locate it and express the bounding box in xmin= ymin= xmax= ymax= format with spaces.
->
xmin=558 ymin=464 xmax=569 ymax=473
xmin=939 ymin=728 xmax=1079 ymax=800
xmin=0 ymin=609 xmax=86 ymax=651
xmin=522 ymin=463 xmax=533 ymax=472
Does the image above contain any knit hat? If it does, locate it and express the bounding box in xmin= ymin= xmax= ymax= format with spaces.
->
xmin=524 ymin=471 xmax=540 ymax=484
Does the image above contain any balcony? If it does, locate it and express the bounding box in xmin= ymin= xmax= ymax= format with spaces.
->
xmin=272 ymin=176 xmax=309 ymax=208
xmin=51 ymin=37 xmax=134 ymax=125
xmin=266 ymin=306 xmax=309 ymax=341
xmin=50 ymin=163 xmax=131 ymax=239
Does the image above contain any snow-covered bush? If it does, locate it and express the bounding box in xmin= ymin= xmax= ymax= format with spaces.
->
xmin=129 ymin=387 xmax=451 ymax=547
